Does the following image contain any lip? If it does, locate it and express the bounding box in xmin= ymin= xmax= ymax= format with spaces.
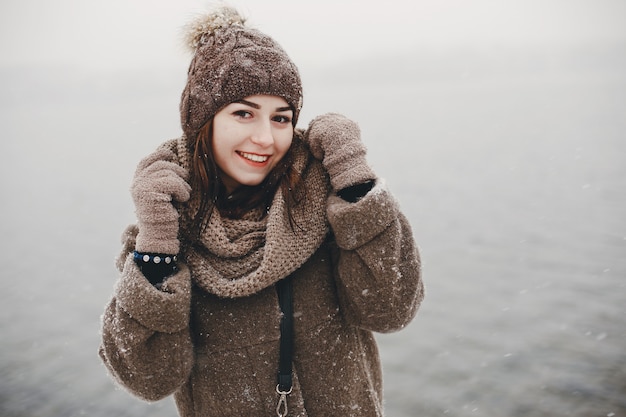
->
xmin=237 ymin=151 xmax=271 ymax=166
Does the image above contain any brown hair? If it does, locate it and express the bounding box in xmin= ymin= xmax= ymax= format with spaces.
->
xmin=189 ymin=119 xmax=306 ymax=238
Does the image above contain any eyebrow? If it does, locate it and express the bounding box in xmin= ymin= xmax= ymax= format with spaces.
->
xmin=235 ymin=99 xmax=292 ymax=113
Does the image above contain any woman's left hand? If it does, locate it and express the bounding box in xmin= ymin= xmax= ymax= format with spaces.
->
xmin=304 ymin=113 xmax=376 ymax=191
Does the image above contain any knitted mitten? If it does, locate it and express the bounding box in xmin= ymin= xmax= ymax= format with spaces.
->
xmin=304 ymin=113 xmax=376 ymax=191
xmin=131 ymin=147 xmax=191 ymax=255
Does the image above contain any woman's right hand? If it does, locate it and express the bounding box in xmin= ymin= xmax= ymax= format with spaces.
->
xmin=131 ymin=147 xmax=191 ymax=255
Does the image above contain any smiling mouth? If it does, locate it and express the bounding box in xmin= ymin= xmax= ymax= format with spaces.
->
xmin=238 ymin=151 xmax=269 ymax=163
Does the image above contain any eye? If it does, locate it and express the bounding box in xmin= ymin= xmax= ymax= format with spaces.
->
xmin=273 ymin=115 xmax=292 ymax=124
xmin=233 ymin=110 xmax=253 ymax=119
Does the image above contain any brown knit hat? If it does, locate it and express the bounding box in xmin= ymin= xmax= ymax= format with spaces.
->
xmin=179 ymin=6 xmax=303 ymax=143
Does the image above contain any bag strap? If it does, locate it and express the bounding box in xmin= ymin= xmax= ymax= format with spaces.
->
xmin=276 ymin=275 xmax=294 ymax=417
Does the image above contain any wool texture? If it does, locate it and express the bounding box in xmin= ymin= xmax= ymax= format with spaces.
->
xmin=179 ymin=6 xmax=302 ymax=143
xmin=99 ymin=6 xmax=423 ymax=416
xmin=131 ymin=146 xmax=191 ymax=254
xmin=305 ymin=113 xmax=377 ymax=191
xmin=179 ymin=134 xmax=329 ymax=298
xmin=100 ymin=134 xmax=424 ymax=416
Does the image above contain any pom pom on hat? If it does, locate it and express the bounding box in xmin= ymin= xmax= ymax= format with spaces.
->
xmin=183 ymin=6 xmax=246 ymax=52
xmin=179 ymin=4 xmax=303 ymax=143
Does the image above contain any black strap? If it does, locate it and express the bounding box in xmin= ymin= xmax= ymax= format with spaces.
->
xmin=276 ymin=275 xmax=294 ymax=393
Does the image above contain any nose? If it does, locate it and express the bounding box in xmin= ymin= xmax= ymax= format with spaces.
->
xmin=250 ymin=120 xmax=274 ymax=147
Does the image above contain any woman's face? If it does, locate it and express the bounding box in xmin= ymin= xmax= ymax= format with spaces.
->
xmin=212 ymin=95 xmax=294 ymax=193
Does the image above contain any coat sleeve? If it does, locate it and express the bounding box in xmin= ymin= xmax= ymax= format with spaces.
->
xmin=99 ymin=225 xmax=194 ymax=402
xmin=328 ymin=180 xmax=424 ymax=333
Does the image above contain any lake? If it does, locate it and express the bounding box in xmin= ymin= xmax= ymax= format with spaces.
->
xmin=1 ymin=43 xmax=624 ymax=416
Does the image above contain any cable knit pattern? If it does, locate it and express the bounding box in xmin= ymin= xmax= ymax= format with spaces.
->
xmin=99 ymin=7 xmax=423 ymax=415
xmin=179 ymin=6 xmax=302 ymax=142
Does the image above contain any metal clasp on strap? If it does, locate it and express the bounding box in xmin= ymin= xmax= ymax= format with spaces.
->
xmin=276 ymin=384 xmax=293 ymax=417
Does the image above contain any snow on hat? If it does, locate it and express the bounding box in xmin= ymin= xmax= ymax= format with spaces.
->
xmin=179 ymin=6 xmax=303 ymax=142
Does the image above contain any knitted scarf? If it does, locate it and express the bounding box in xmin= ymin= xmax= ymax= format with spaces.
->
xmin=176 ymin=134 xmax=330 ymax=298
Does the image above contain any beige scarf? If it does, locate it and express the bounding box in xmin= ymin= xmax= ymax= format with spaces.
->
xmin=177 ymin=134 xmax=330 ymax=298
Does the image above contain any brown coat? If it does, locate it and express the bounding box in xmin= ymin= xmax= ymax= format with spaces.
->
xmin=99 ymin=138 xmax=424 ymax=416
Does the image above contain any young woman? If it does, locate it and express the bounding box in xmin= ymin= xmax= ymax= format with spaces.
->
xmin=99 ymin=6 xmax=424 ymax=417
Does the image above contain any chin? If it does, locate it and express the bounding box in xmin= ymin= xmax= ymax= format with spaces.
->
xmin=238 ymin=177 xmax=267 ymax=188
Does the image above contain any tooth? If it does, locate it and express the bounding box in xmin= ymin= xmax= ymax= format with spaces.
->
xmin=241 ymin=152 xmax=268 ymax=162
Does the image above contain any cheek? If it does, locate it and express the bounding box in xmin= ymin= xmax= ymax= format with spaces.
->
xmin=211 ymin=136 xmax=226 ymax=163
xmin=274 ymin=131 xmax=293 ymax=159
xmin=211 ymin=123 xmax=239 ymax=158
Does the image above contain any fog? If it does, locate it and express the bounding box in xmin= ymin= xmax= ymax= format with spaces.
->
xmin=1 ymin=1 xmax=625 ymax=416
xmin=3 ymin=0 xmax=626 ymax=71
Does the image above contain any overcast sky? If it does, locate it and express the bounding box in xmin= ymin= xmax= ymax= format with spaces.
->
xmin=1 ymin=0 xmax=625 ymax=73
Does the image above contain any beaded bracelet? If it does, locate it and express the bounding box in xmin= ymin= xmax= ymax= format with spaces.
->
xmin=133 ymin=251 xmax=178 ymax=265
